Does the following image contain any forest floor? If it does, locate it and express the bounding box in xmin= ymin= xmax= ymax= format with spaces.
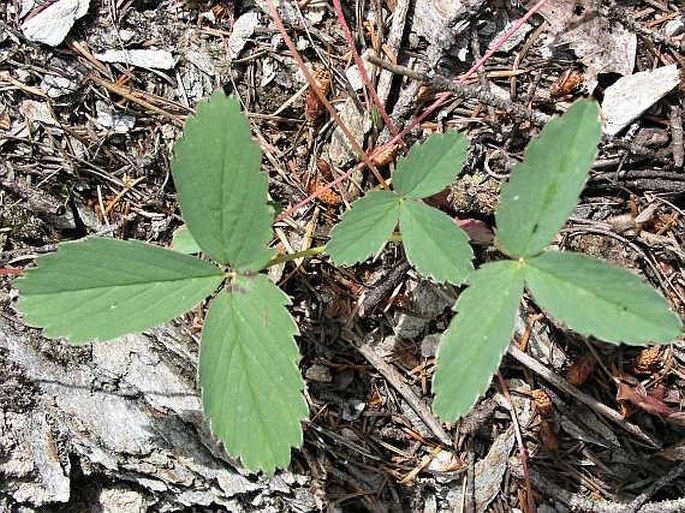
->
xmin=1 ymin=0 xmax=685 ymax=512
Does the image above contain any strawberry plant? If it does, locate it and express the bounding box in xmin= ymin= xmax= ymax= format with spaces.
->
xmin=431 ymin=100 xmax=682 ymax=421
xmin=14 ymin=92 xmax=682 ymax=476
xmin=327 ymin=99 xmax=682 ymax=423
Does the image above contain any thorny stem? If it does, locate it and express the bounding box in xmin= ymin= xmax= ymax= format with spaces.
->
xmin=265 ymin=0 xmax=388 ymax=191
xmin=265 ymin=245 xmax=326 ymax=267
xmin=331 ymin=0 xmax=400 ymax=137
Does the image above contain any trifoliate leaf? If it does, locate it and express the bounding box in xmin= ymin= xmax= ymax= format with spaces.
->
xmin=199 ymin=275 xmax=307 ymax=474
xmin=399 ymin=199 xmax=473 ymax=285
xmin=171 ymin=225 xmax=202 ymax=254
xmin=16 ymin=237 xmax=224 ymax=344
xmin=392 ymin=131 xmax=469 ymax=199
xmin=495 ymin=100 xmax=602 ymax=258
xmin=433 ymin=261 xmax=524 ymax=422
xmin=326 ymin=190 xmax=401 ymax=266
xmin=524 ymin=251 xmax=682 ymax=344
xmin=172 ymin=91 xmax=275 ymax=270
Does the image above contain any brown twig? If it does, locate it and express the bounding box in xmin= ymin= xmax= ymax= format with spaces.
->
xmin=605 ymin=2 xmax=685 ymax=54
xmin=366 ymin=56 xmax=550 ymax=127
xmin=509 ymin=463 xmax=685 ymax=513
xmin=626 ymin=462 xmax=685 ymax=513
xmin=507 ymin=345 xmax=661 ymax=447
xmin=342 ymin=328 xmax=452 ymax=447
xmin=496 ymin=372 xmax=536 ymax=513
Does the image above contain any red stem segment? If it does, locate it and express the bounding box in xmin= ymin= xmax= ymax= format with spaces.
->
xmin=331 ymin=0 xmax=400 ymax=137
xmin=265 ymin=0 xmax=388 ymax=190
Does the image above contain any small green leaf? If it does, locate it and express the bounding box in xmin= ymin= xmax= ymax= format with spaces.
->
xmin=524 ymin=252 xmax=682 ymax=344
xmin=393 ymin=131 xmax=469 ymax=199
xmin=399 ymin=199 xmax=473 ymax=285
xmin=326 ymin=190 xmax=401 ymax=265
xmin=172 ymin=91 xmax=275 ymax=270
xmin=433 ymin=261 xmax=524 ymax=422
xmin=495 ymin=100 xmax=602 ymax=257
xmin=171 ymin=225 xmax=202 ymax=254
xmin=16 ymin=237 xmax=224 ymax=344
xmin=199 ymin=275 xmax=307 ymax=474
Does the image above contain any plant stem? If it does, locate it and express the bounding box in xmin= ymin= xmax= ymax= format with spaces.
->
xmin=266 ymin=246 xmax=326 ymax=267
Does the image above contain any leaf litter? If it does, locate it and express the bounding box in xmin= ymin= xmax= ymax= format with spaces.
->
xmin=1 ymin=0 xmax=684 ymax=511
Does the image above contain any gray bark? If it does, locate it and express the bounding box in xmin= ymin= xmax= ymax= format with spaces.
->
xmin=0 ymin=321 xmax=319 ymax=512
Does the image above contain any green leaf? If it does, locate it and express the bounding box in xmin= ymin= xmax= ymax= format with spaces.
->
xmin=392 ymin=131 xmax=469 ymax=199
xmin=171 ymin=225 xmax=202 ymax=254
xmin=433 ymin=261 xmax=524 ymax=422
xmin=15 ymin=237 xmax=224 ymax=344
xmin=524 ymin=251 xmax=682 ymax=344
xmin=495 ymin=100 xmax=602 ymax=257
xmin=399 ymin=199 xmax=473 ymax=285
xmin=326 ymin=190 xmax=401 ymax=265
xmin=199 ymin=275 xmax=307 ymax=474
xmin=172 ymin=91 xmax=275 ymax=270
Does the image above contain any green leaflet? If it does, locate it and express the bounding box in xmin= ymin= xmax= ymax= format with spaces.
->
xmin=171 ymin=225 xmax=202 ymax=254
xmin=495 ymin=100 xmax=602 ymax=258
xmin=172 ymin=92 xmax=275 ymax=271
xmin=326 ymin=190 xmax=401 ymax=266
xmin=524 ymin=252 xmax=682 ymax=344
xmin=399 ymin=199 xmax=473 ymax=285
xmin=392 ymin=131 xmax=469 ymax=199
xmin=15 ymin=237 xmax=224 ymax=344
xmin=433 ymin=261 xmax=524 ymax=422
xmin=199 ymin=275 xmax=308 ymax=474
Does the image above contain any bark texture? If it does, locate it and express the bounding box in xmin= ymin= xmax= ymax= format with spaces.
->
xmin=0 ymin=321 xmax=319 ymax=512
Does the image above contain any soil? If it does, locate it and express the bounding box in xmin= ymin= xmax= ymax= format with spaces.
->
xmin=1 ymin=1 xmax=684 ymax=512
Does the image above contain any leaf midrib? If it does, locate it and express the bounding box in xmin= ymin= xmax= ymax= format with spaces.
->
xmin=24 ymin=272 xmax=222 ymax=296
xmin=519 ymin=115 xmax=589 ymax=255
xmin=526 ymin=260 xmax=663 ymax=329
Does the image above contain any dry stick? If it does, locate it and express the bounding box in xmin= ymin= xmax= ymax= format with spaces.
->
xmin=367 ymin=56 xmax=550 ymax=127
xmin=90 ymin=75 xmax=186 ymax=125
xmin=606 ymin=2 xmax=685 ymax=54
xmin=669 ymin=103 xmax=684 ymax=168
xmin=366 ymin=0 xmax=551 ymax=147
xmin=342 ymin=328 xmax=453 ymax=447
xmin=509 ymin=464 xmax=685 ymax=513
xmin=625 ymin=462 xmax=685 ymax=513
xmin=496 ymin=372 xmax=536 ymax=513
xmin=507 ymin=345 xmax=660 ymax=448
xmin=375 ymin=0 xmax=410 ymax=111
xmin=264 ymin=0 xmax=388 ymax=190
xmin=332 ymin=0 xmax=400 ymax=136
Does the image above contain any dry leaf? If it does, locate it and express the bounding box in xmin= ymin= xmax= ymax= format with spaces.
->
xmin=566 ymin=353 xmax=597 ymax=386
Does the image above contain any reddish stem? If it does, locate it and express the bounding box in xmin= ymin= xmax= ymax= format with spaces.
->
xmin=272 ymin=0 xmax=550 ymax=222
xmin=369 ymin=0 xmax=550 ymax=159
xmin=265 ymin=0 xmax=388 ymax=190
xmin=332 ymin=0 xmax=400 ymax=136
xmin=0 ymin=268 xmax=23 ymax=276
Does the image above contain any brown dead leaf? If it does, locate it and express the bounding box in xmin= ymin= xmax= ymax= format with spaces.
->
xmin=616 ymin=381 xmax=675 ymax=418
xmin=566 ymin=353 xmax=597 ymax=386
xmin=307 ymin=179 xmax=341 ymax=206
xmin=539 ymin=419 xmax=560 ymax=452
xmin=305 ymin=68 xmax=331 ymax=124
xmin=633 ymin=346 xmax=664 ymax=375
